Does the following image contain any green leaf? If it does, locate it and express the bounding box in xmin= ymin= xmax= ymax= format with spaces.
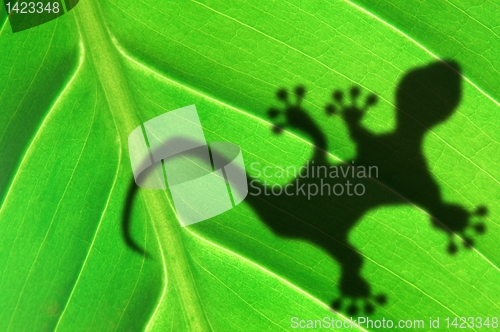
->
xmin=1 ymin=0 xmax=499 ymax=331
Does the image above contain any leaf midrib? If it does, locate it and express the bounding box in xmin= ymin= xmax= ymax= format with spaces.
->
xmin=66 ymin=1 xmax=212 ymax=331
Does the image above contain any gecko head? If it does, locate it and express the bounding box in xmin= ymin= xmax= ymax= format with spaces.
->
xmin=395 ymin=60 xmax=462 ymax=132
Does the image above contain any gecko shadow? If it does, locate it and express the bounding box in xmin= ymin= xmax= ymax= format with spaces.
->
xmin=122 ymin=60 xmax=487 ymax=315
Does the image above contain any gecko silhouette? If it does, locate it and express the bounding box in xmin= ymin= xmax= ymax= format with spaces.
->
xmin=122 ymin=60 xmax=487 ymax=315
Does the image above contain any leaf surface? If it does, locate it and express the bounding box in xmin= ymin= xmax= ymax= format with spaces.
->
xmin=0 ymin=0 xmax=499 ymax=331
